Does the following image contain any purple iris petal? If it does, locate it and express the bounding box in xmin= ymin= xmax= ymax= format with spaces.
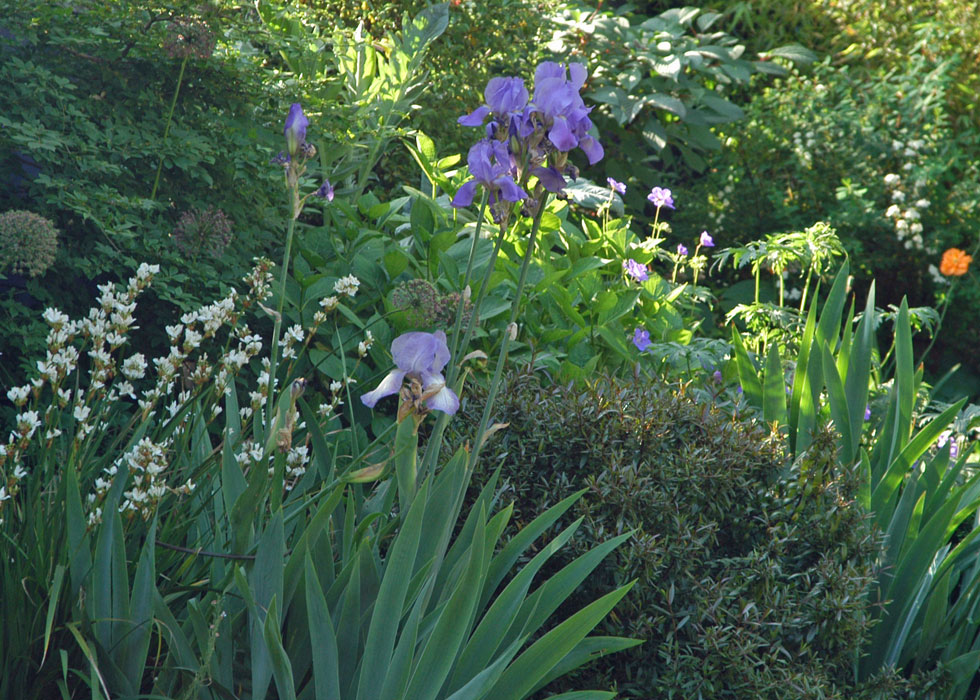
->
xmin=485 ymin=77 xmax=528 ymax=115
xmin=623 ymin=259 xmax=648 ymax=282
xmin=458 ymin=105 xmax=491 ymax=127
xmin=284 ymin=103 xmax=309 ymax=158
xmin=633 ymin=327 xmax=652 ymax=352
xmin=647 ymin=187 xmax=674 ymax=209
xmin=578 ymin=134 xmax=604 ymax=165
xmin=700 ymin=230 xmax=715 ymax=247
xmin=361 ymin=331 xmax=458 ymax=414
xmin=452 ymin=140 xmax=527 ymax=208
xmin=531 ymin=166 xmax=567 ymax=194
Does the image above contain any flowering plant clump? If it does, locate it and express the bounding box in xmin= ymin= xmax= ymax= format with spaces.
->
xmin=0 ymin=210 xmax=59 ymax=277
xmin=453 ymin=61 xmax=604 ymax=222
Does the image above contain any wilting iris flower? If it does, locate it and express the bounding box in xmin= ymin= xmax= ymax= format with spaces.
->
xmin=284 ymin=103 xmax=309 ymax=158
xmin=700 ymin=230 xmax=715 ymax=247
xmin=623 ymin=258 xmax=648 ymax=282
xmin=647 ymin=187 xmax=674 ymax=209
xmin=632 ymin=327 xmax=651 ymax=352
xmin=360 ymin=331 xmax=459 ymax=415
xmin=452 ymin=139 xmax=527 ymax=208
xmin=315 ymin=180 xmax=334 ymax=201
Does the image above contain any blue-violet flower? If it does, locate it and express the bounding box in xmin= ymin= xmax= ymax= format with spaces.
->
xmin=647 ymin=187 xmax=674 ymax=209
xmin=632 ymin=327 xmax=651 ymax=352
xmin=360 ymin=331 xmax=459 ymax=415
xmin=284 ymin=103 xmax=309 ymax=158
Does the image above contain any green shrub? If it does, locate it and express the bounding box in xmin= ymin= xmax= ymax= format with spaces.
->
xmin=452 ymin=372 xmax=947 ymax=698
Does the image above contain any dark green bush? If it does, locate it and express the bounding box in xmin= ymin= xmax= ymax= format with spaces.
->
xmin=452 ymin=372 xmax=947 ymax=698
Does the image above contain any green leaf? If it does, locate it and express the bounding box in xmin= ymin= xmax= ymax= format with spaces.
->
xmin=263 ymin=597 xmax=297 ymax=700
xmin=355 ymin=479 xmax=429 ymax=700
xmin=762 ymin=343 xmax=787 ymax=427
xmin=489 ymin=582 xmax=636 ymax=700
xmin=305 ymin=555 xmax=341 ymax=700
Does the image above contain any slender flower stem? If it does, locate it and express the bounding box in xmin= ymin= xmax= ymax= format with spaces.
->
xmin=264 ymin=207 xmax=297 ymax=430
xmin=467 ymin=195 xmax=549 ymax=472
xmin=447 ymin=193 xmax=488 ymax=366
xmin=150 ymin=54 xmax=189 ymax=201
xmin=421 ymin=201 xmax=504 ymax=479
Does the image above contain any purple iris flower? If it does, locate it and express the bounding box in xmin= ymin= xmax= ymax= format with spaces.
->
xmin=677 ymin=243 xmax=689 ymax=256
xmin=452 ymin=140 xmax=527 ymax=208
xmin=623 ymin=258 xmax=648 ymax=282
xmin=315 ymin=180 xmax=334 ymax=201
xmin=459 ymin=76 xmax=529 ymax=136
xmin=284 ymin=103 xmax=309 ymax=158
xmin=530 ymin=62 xmax=604 ymax=164
xmin=632 ymin=327 xmax=651 ymax=352
xmin=360 ymin=331 xmax=459 ymax=415
xmin=647 ymin=187 xmax=674 ymax=209
xmin=607 ymin=177 xmax=626 ymax=194
xmin=700 ymin=230 xmax=715 ymax=247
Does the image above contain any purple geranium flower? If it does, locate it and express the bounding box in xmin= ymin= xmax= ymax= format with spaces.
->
xmin=677 ymin=243 xmax=688 ymax=256
xmin=623 ymin=258 xmax=648 ymax=282
xmin=452 ymin=140 xmax=527 ymax=208
xmin=607 ymin=177 xmax=626 ymax=194
xmin=284 ymin=103 xmax=309 ymax=158
xmin=700 ymin=230 xmax=715 ymax=247
xmin=632 ymin=327 xmax=651 ymax=352
xmin=647 ymin=187 xmax=674 ymax=209
xmin=315 ymin=180 xmax=334 ymax=201
xmin=360 ymin=331 xmax=459 ymax=415
xmin=713 ymin=369 xmax=723 ymax=383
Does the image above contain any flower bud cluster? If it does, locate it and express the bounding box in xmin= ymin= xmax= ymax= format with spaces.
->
xmin=0 ymin=210 xmax=59 ymax=278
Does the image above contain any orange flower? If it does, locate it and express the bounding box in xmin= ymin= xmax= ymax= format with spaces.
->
xmin=940 ymin=248 xmax=973 ymax=276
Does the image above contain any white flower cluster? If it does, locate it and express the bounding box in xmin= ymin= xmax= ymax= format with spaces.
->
xmin=791 ymin=129 xmax=816 ymax=168
xmin=87 ymin=436 xmax=177 ymax=525
xmin=882 ymin=139 xmax=930 ymax=251
xmin=280 ymin=324 xmax=306 ymax=360
xmin=334 ymin=275 xmax=360 ymax=297
xmin=358 ymin=329 xmax=374 ymax=358
xmin=233 ymin=439 xmax=309 ymax=492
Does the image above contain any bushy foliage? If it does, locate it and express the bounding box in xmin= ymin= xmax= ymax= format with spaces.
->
xmin=0 ymin=0 xmax=286 ymax=379
xmin=452 ymin=372 xmax=947 ymax=698
xmin=677 ymin=51 xmax=980 ymax=385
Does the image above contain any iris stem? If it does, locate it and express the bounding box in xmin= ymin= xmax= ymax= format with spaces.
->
xmin=265 ymin=199 xmax=298 ymax=431
xmin=467 ymin=194 xmax=550 ymax=472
